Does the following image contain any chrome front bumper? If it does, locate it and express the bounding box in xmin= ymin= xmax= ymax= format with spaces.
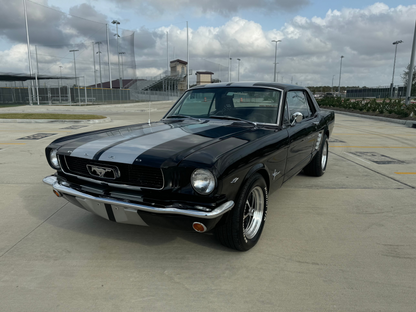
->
xmin=43 ymin=175 xmax=234 ymax=225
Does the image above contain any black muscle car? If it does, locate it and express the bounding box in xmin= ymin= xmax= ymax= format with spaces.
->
xmin=43 ymin=82 xmax=335 ymax=251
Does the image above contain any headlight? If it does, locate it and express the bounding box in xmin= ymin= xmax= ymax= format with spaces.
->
xmin=49 ymin=149 xmax=60 ymax=169
xmin=191 ymin=169 xmax=216 ymax=195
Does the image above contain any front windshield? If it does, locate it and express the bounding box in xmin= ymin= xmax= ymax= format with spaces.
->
xmin=165 ymin=87 xmax=282 ymax=124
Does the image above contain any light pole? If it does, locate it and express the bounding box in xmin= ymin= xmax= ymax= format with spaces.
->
xmin=229 ymin=57 xmax=232 ymax=81
xmin=332 ymin=75 xmax=335 ymax=93
xmin=92 ymin=42 xmax=97 ymax=87
xmin=59 ymin=65 xmax=62 ymax=103
xmin=69 ymin=49 xmax=80 ymax=103
xmin=119 ymin=52 xmax=125 ymax=79
xmin=272 ymin=40 xmax=281 ymax=82
xmin=391 ymin=40 xmax=403 ymax=98
xmin=95 ymin=42 xmax=103 ymax=88
xmin=237 ymin=58 xmax=241 ymax=81
xmin=166 ymin=31 xmax=169 ymax=74
xmin=112 ymin=20 xmax=122 ymax=90
xmin=338 ymin=55 xmax=344 ymax=96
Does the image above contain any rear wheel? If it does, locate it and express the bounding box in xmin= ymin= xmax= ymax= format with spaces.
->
xmin=215 ymin=173 xmax=268 ymax=251
xmin=304 ymin=133 xmax=328 ymax=177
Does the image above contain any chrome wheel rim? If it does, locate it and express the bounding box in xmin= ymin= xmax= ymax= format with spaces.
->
xmin=243 ymin=186 xmax=264 ymax=239
xmin=321 ymin=140 xmax=328 ymax=169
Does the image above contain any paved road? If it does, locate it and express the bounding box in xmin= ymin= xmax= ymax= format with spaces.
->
xmin=0 ymin=103 xmax=415 ymax=311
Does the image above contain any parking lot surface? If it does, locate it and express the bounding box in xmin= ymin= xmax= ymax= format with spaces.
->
xmin=0 ymin=103 xmax=415 ymax=311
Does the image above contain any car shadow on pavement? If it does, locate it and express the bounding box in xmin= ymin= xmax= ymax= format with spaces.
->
xmin=24 ymin=185 xmax=234 ymax=253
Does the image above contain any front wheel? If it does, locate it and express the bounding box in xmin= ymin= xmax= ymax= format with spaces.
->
xmin=304 ymin=133 xmax=328 ymax=177
xmin=215 ymin=173 xmax=268 ymax=251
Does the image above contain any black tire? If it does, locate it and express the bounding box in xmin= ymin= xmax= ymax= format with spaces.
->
xmin=215 ymin=173 xmax=268 ymax=251
xmin=304 ymin=133 xmax=328 ymax=177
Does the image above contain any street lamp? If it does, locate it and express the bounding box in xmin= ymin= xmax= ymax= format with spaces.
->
xmin=69 ymin=49 xmax=80 ymax=103
xmin=111 ymin=20 xmax=122 ymax=90
xmin=332 ymin=75 xmax=335 ymax=93
xmin=338 ymin=55 xmax=344 ymax=96
xmin=237 ymin=58 xmax=241 ymax=81
xmin=59 ymin=65 xmax=63 ymax=103
xmin=229 ymin=57 xmax=232 ymax=81
xmin=95 ymin=42 xmax=103 ymax=88
xmin=119 ymin=52 xmax=126 ymax=79
xmin=272 ymin=40 xmax=281 ymax=82
xmin=391 ymin=40 xmax=403 ymax=98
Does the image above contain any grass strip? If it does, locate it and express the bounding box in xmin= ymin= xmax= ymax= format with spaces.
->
xmin=0 ymin=113 xmax=106 ymax=120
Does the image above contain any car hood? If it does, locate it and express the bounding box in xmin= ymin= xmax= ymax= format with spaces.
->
xmin=52 ymin=119 xmax=276 ymax=168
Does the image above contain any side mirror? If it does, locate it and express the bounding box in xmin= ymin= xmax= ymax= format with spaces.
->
xmin=291 ymin=112 xmax=303 ymax=126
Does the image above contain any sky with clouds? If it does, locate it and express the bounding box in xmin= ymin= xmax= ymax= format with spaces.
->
xmin=0 ymin=0 xmax=415 ymax=87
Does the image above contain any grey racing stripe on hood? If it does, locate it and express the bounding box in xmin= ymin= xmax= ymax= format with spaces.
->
xmin=70 ymin=124 xmax=172 ymax=159
xmin=98 ymin=123 xmax=222 ymax=164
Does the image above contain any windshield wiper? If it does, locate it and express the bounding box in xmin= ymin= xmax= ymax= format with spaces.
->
xmin=165 ymin=115 xmax=202 ymax=121
xmin=209 ymin=115 xmax=257 ymax=127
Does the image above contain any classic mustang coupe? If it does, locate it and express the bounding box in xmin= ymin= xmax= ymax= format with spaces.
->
xmin=43 ymin=82 xmax=334 ymax=251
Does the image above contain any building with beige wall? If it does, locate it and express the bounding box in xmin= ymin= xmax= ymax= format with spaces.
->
xmin=195 ymin=71 xmax=214 ymax=86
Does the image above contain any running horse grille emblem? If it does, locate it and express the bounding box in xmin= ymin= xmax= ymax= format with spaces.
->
xmin=86 ymin=165 xmax=119 ymax=179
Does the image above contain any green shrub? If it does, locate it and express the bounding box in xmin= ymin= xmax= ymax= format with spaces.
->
xmin=317 ymin=97 xmax=415 ymax=119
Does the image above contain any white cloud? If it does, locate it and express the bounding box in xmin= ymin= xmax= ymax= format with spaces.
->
xmin=1 ymin=2 xmax=415 ymax=87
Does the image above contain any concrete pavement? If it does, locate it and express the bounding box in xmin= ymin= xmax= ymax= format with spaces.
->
xmin=0 ymin=103 xmax=415 ymax=311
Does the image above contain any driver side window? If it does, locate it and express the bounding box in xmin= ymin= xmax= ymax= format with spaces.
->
xmin=286 ymin=91 xmax=312 ymax=120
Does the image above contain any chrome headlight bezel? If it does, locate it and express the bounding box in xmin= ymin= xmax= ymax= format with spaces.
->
xmin=191 ymin=169 xmax=216 ymax=195
xmin=49 ymin=149 xmax=60 ymax=169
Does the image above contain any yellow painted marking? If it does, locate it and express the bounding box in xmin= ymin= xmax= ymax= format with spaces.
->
xmin=0 ymin=143 xmax=26 ymax=145
xmin=333 ymin=133 xmax=416 ymax=137
xmin=330 ymin=146 xmax=416 ymax=148
xmin=395 ymin=172 xmax=416 ymax=175
xmin=0 ymin=130 xmax=72 ymax=133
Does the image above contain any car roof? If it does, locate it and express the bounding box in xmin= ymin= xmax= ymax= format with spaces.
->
xmin=190 ymin=82 xmax=307 ymax=92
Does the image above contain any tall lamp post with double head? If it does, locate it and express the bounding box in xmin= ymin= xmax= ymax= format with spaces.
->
xmin=338 ymin=55 xmax=344 ymax=96
xmin=272 ymin=39 xmax=281 ymax=82
xmin=111 ymin=20 xmax=122 ymax=90
xmin=119 ymin=52 xmax=126 ymax=79
xmin=391 ymin=40 xmax=403 ymax=98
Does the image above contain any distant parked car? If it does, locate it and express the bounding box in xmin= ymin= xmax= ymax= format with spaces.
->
xmin=43 ymin=82 xmax=335 ymax=251
xmin=324 ymin=92 xmax=335 ymax=98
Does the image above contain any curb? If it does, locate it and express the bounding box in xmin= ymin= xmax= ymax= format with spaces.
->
xmin=0 ymin=116 xmax=112 ymax=124
xmin=323 ymin=109 xmax=416 ymax=128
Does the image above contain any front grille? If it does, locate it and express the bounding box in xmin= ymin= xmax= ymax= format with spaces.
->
xmin=60 ymin=155 xmax=164 ymax=189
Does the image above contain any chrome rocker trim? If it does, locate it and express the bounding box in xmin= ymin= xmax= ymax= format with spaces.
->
xmin=43 ymin=175 xmax=234 ymax=219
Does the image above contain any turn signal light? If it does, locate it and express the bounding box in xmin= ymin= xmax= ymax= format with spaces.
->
xmin=192 ymin=222 xmax=207 ymax=233
xmin=53 ymin=189 xmax=62 ymax=197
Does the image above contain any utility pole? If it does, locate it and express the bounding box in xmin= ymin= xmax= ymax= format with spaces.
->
xmin=59 ymin=65 xmax=62 ymax=103
xmin=338 ymin=56 xmax=344 ymax=96
xmin=23 ymin=0 xmax=33 ymax=105
xmin=112 ymin=20 xmax=122 ymax=90
xmin=69 ymin=49 xmax=80 ymax=103
xmin=272 ymin=40 xmax=281 ymax=82
xmin=406 ymin=21 xmax=416 ymax=106
xmin=186 ymin=21 xmax=189 ymax=89
xmin=95 ymin=42 xmax=103 ymax=88
xmin=119 ymin=52 xmax=125 ymax=79
xmin=391 ymin=40 xmax=403 ymax=98
xmin=92 ymin=42 xmax=97 ymax=87
xmin=237 ymin=58 xmax=241 ymax=81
